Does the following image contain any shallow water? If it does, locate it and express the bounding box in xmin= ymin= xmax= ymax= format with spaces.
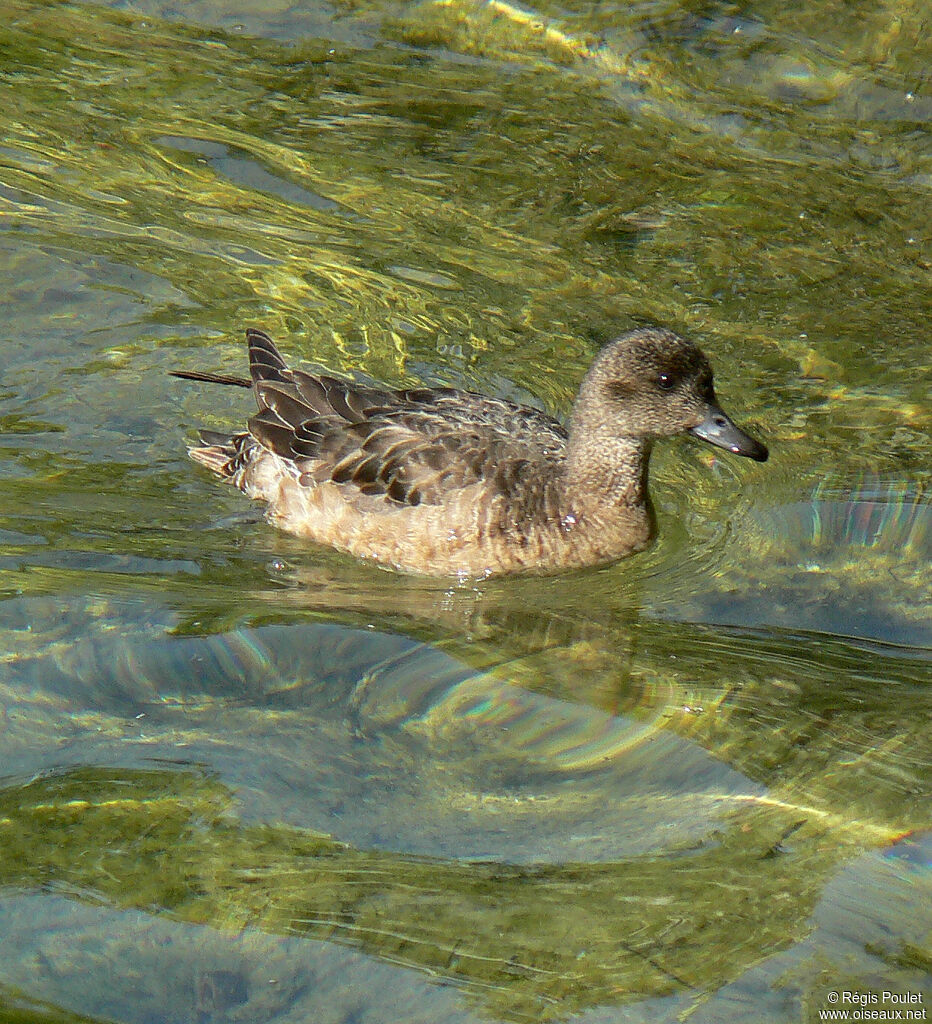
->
xmin=0 ymin=1 xmax=929 ymax=1021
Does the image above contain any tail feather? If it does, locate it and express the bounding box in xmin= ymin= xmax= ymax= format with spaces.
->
xmin=173 ymin=329 xmax=289 ymax=481
xmin=169 ymin=369 xmax=251 ymax=387
xmin=197 ymin=429 xmax=236 ymax=446
xmin=188 ymin=443 xmax=236 ymax=477
xmin=247 ymin=328 xmax=291 ymax=384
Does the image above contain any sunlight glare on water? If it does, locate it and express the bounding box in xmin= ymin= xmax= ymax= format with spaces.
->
xmin=0 ymin=0 xmax=929 ymax=1021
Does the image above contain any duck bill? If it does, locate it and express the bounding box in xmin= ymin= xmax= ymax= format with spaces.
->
xmin=690 ymin=405 xmax=768 ymax=462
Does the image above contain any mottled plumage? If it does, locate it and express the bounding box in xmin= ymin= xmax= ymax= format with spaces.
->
xmin=172 ymin=327 xmax=767 ymax=576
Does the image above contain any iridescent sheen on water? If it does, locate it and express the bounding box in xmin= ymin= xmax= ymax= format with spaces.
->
xmin=0 ymin=0 xmax=929 ymax=1021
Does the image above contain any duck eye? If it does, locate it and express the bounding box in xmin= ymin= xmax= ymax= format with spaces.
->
xmin=657 ymin=373 xmax=676 ymax=391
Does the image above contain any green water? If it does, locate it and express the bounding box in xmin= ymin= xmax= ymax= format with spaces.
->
xmin=0 ymin=1 xmax=929 ymax=1022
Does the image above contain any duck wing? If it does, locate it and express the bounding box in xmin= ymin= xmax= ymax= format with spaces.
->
xmin=243 ymin=329 xmax=567 ymax=508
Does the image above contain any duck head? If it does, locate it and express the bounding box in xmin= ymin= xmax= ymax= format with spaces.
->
xmin=573 ymin=327 xmax=768 ymax=462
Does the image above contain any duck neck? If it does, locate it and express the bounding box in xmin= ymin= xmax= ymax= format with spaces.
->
xmin=563 ymin=434 xmax=652 ymax=518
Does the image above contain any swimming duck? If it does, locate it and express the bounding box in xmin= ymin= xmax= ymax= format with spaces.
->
xmin=173 ymin=327 xmax=767 ymax=576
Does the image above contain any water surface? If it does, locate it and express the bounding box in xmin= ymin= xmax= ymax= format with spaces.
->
xmin=0 ymin=1 xmax=929 ymax=1021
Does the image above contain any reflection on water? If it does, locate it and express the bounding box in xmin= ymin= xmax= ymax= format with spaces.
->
xmin=0 ymin=589 xmax=927 ymax=1021
xmin=642 ymin=467 xmax=932 ymax=647
xmin=1 ymin=596 xmax=763 ymax=862
xmin=158 ymin=135 xmax=357 ymax=218
xmin=770 ymin=475 xmax=929 ymax=561
xmin=0 ymin=0 xmax=930 ymax=1021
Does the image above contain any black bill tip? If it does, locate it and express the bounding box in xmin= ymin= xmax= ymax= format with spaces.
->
xmin=689 ymin=405 xmax=769 ymax=462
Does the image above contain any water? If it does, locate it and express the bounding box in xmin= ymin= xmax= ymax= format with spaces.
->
xmin=0 ymin=1 xmax=929 ymax=1021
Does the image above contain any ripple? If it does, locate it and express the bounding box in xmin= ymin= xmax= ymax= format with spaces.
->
xmin=757 ymin=473 xmax=930 ymax=560
xmin=357 ymin=647 xmax=677 ymax=772
xmin=0 ymin=596 xmax=761 ymax=864
xmin=155 ymin=136 xmax=360 ymax=218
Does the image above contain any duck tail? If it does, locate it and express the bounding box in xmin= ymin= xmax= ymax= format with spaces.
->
xmin=169 ymin=369 xmax=252 ymax=387
xmin=187 ymin=430 xmax=244 ymax=478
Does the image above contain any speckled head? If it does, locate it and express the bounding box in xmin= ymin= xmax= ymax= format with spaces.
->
xmin=571 ymin=327 xmax=768 ymax=461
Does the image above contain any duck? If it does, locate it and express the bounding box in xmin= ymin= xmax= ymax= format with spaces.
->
xmin=172 ymin=326 xmax=768 ymax=577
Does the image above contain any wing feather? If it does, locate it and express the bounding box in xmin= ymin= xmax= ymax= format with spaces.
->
xmin=232 ymin=332 xmax=568 ymax=507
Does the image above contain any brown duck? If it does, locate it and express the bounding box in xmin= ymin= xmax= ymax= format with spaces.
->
xmin=172 ymin=327 xmax=767 ymax=576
